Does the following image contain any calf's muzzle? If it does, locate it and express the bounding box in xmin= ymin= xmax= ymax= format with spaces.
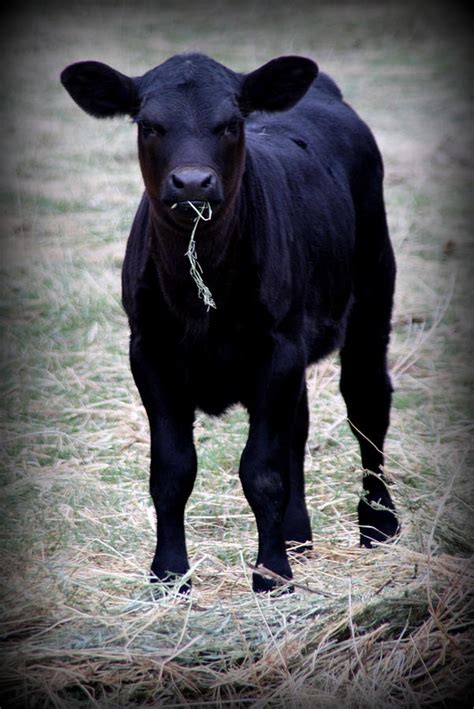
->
xmin=162 ymin=167 xmax=223 ymax=209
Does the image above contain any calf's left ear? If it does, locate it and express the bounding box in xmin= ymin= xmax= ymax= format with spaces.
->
xmin=239 ymin=56 xmax=318 ymax=115
xmin=60 ymin=61 xmax=137 ymax=119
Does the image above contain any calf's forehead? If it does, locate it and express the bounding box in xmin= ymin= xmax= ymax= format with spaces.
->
xmin=137 ymin=54 xmax=241 ymax=122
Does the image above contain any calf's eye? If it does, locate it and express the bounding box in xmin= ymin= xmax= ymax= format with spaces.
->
xmin=223 ymin=119 xmax=241 ymax=137
xmin=141 ymin=122 xmax=165 ymax=138
xmin=213 ymin=119 xmax=241 ymax=138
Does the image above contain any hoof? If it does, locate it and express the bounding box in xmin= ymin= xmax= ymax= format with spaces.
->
xmin=150 ymin=568 xmax=192 ymax=596
xmin=252 ymin=566 xmax=294 ymax=594
xmin=285 ymin=539 xmax=313 ymax=555
xmin=358 ymin=495 xmax=400 ymax=548
xmin=283 ymin=511 xmax=312 ymax=552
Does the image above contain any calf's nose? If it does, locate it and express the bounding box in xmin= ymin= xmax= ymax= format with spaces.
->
xmin=163 ymin=167 xmax=222 ymax=205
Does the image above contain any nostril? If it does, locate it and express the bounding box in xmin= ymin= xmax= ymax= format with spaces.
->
xmin=201 ymin=173 xmax=213 ymax=189
xmin=171 ymin=173 xmax=185 ymax=189
xmin=165 ymin=168 xmax=221 ymax=204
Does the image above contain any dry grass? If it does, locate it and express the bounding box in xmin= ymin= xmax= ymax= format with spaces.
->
xmin=1 ymin=1 xmax=473 ymax=706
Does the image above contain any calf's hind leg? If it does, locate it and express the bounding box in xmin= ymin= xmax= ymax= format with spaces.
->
xmin=283 ymin=386 xmax=312 ymax=550
xmin=340 ymin=240 xmax=399 ymax=547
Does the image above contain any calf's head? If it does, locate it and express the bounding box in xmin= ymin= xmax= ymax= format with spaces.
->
xmin=61 ymin=53 xmax=317 ymax=219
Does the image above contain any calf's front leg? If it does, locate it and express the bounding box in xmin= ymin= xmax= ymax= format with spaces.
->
xmin=240 ymin=335 xmax=307 ymax=592
xmin=130 ymin=335 xmax=196 ymax=592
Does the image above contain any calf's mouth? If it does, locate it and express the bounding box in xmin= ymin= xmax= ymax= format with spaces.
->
xmin=171 ymin=200 xmax=210 ymax=214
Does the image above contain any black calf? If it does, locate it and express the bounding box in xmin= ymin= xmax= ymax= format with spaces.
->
xmin=61 ymin=52 xmax=399 ymax=592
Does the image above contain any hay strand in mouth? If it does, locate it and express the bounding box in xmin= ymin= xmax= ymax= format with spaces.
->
xmin=174 ymin=201 xmax=216 ymax=311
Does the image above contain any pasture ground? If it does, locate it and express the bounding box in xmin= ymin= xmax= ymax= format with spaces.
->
xmin=0 ymin=1 xmax=473 ymax=706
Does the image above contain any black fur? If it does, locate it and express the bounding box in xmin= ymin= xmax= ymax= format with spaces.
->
xmin=61 ymin=53 xmax=399 ymax=593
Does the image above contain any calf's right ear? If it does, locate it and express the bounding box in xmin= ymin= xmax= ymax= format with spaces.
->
xmin=60 ymin=61 xmax=137 ymax=118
